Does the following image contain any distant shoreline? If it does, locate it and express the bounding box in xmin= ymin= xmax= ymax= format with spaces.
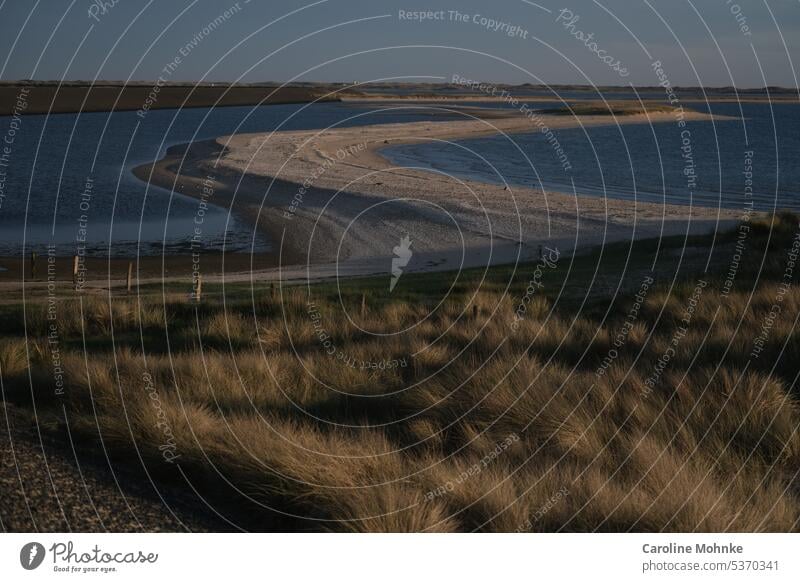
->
xmin=2 ymin=81 xmax=796 ymax=116
xmin=0 ymin=83 xmax=338 ymax=116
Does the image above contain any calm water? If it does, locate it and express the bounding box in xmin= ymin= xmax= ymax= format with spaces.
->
xmin=2 ymin=99 xmax=798 ymax=259
xmin=383 ymin=102 xmax=800 ymax=212
xmin=0 ymin=102 xmax=462 ymax=257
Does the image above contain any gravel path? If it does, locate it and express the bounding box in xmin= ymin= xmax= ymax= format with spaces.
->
xmin=0 ymin=404 xmax=223 ymax=532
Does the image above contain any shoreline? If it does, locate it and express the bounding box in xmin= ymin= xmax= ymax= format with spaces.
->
xmin=341 ymin=95 xmax=800 ymax=104
xmin=0 ymin=106 xmax=745 ymax=287
xmin=0 ymin=84 xmax=338 ymax=116
xmin=135 ymin=107 xmax=742 ymax=276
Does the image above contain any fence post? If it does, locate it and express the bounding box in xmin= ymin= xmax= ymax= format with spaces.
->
xmin=361 ymin=293 xmax=367 ymax=317
xmin=30 ymin=252 xmax=37 ymax=281
xmin=194 ymin=274 xmax=202 ymax=303
xmin=126 ymin=262 xmax=133 ymax=295
xmin=72 ymin=255 xmax=79 ymax=290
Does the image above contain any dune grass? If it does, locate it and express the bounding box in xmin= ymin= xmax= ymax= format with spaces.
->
xmin=2 ymin=213 xmax=800 ymax=531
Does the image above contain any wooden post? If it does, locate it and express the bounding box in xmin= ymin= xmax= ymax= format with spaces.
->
xmin=361 ymin=293 xmax=367 ymax=317
xmin=194 ymin=274 xmax=202 ymax=303
xmin=72 ymin=255 xmax=79 ymax=290
xmin=126 ymin=262 xmax=133 ymax=295
xmin=30 ymin=252 xmax=37 ymax=281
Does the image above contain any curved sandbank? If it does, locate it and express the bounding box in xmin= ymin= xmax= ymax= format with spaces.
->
xmin=131 ymin=107 xmax=743 ymax=284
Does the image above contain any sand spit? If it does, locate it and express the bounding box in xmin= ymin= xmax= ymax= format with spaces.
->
xmin=128 ymin=108 xmax=740 ymax=286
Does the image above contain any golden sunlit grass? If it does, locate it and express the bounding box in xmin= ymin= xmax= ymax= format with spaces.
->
xmin=2 ymin=213 xmax=800 ymax=531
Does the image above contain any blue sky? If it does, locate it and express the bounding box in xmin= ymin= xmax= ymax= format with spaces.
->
xmin=1 ymin=0 xmax=798 ymax=87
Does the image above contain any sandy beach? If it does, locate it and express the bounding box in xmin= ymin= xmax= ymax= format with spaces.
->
xmin=125 ymin=106 xmax=742 ymax=287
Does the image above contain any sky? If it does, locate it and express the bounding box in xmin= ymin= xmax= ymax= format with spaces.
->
xmin=1 ymin=0 xmax=798 ymax=88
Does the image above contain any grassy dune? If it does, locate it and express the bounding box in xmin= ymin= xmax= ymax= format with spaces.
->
xmin=2 ymin=213 xmax=800 ymax=532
